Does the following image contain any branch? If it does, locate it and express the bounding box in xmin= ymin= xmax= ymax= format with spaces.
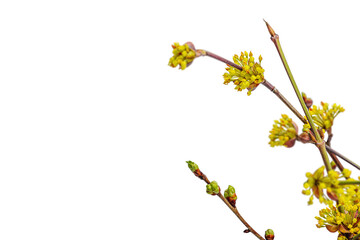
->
xmin=338 ymin=180 xmax=360 ymax=185
xmin=264 ymin=20 xmax=331 ymax=172
xmin=197 ymin=49 xmax=306 ymax=124
xmin=186 ymin=161 xmax=265 ymax=240
xmin=325 ymin=145 xmax=360 ymax=171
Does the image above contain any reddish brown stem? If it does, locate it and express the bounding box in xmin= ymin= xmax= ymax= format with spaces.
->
xmin=326 ymin=145 xmax=360 ymax=170
xmin=199 ymin=49 xmax=306 ymax=124
xmin=191 ymin=167 xmax=264 ymax=240
xmin=217 ymin=193 xmax=265 ymax=240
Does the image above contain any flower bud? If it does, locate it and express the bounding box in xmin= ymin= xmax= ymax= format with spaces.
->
xmin=186 ymin=161 xmax=207 ymax=181
xmin=326 ymin=189 xmax=338 ymax=201
xmin=302 ymin=92 xmax=313 ymax=109
xmin=206 ymin=181 xmax=220 ymax=195
xmin=224 ymin=185 xmax=237 ymax=207
xmin=298 ymin=132 xmax=311 ymax=144
xmin=305 ymin=98 xmax=313 ymax=109
xmin=331 ymin=161 xmax=337 ymax=170
xmin=168 ymin=42 xmax=196 ymax=70
xmin=265 ymin=229 xmax=274 ymax=240
xmin=186 ymin=161 xmax=198 ymax=172
xmin=342 ymin=169 xmax=351 ymax=178
xmin=284 ymin=137 xmax=296 ymax=148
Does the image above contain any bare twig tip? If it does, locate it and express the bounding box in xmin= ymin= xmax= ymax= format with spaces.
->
xmin=263 ymin=19 xmax=276 ymax=37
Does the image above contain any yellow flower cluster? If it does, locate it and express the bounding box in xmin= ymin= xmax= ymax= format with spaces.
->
xmin=338 ymin=176 xmax=360 ymax=206
xmin=168 ymin=42 xmax=196 ymax=70
xmin=310 ymin=102 xmax=345 ymax=131
xmin=268 ymin=114 xmax=297 ymax=147
xmin=316 ymin=202 xmax=360 ymax=239
xmin=302 ymin=166 xmax=342 ymax=205
xmin=223 ymin=51 xmax=265 ymax=96
xmin=303 ymin=166 xmax=354 ymax=206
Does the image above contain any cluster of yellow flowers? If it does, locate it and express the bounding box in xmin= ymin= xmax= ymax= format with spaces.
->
xmin=309 ymin=102 xmax=345 ymax=131
xmin=268 ymin=114 xmax=298 ymax=147
xmin=223 ymin=51 xmax=265 ymax=96
xmin=168 ymin=42 xmax=196 ymax=70
xmin=316 ymin=202 xmax=360 ymax=239
xmin=306 ymin=165 xmax=360 ymax=239
xmin=338 ymin=182 xmax=360 ymax=206
xmin=302 ymin=166 xmax=346 ymax=205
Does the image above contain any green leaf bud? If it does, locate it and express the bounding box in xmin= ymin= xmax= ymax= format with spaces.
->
xmin=224 ymin=185 xmax=236 ymax=199
xmin=224 ymin=185 xmax=237 ymax=207
xmin=330 ymin=161 xmax=336 ymax=170
xmin=206 ymin=181 xmax=220 ymax=195
xmin=186 ymin=161 xmax=199 ymax=172
xmin=265 ymin=229 xmax=274 ymax=240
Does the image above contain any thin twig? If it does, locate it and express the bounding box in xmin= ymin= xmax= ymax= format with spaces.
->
xmin=325 ymin=145 xmax=360 ymax=170
xmin=190 ymin=168 xmax=264 ymax=240
xmin=217 ymin=193 xmax=264 ymax=240
xmin=198 ymin=44 xmax=355 ymax=176
xmin=199 ymin=46 xmax=355 ymax=174
xmin=325 ymin=129 xmax=345 ymax=173
xmin=329 ymin=150 xmax=345 ymax=172
xmin=264 ymin=20 xmax=331 ymax=172
xmin=338 ymin=180 xmax=360 ymax=185
xmin=198 ymin=49 xmax=306 ymax=124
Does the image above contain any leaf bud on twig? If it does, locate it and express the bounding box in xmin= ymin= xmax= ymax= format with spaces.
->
xmin=265 ymin=229 xmax=275 ymax=240
xmin=302 ymin=92 xmax=313 ymax=109
xmin=206 ymin=181 xmax=220 ymax=195
xmin=186 ymin=161 xmax=208 ymax=181
xmin=224 ymin=185 xmax=237 ymax=207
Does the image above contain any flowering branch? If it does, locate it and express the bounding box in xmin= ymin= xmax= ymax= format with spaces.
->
xmin=195 ymin=48 xmax=306 ymax=124
xmin=169 ymin=21 xmax=360 ymax=240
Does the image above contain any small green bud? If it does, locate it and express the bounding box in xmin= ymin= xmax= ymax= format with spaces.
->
xmin=206 ymin=181 xmax=220 ymax=195
xmin=224 ymin=185 xmax=236 ymax=198
xmin=224 ymin=185 xmax=237 ymax=207
xmin=186 ymin=161 xmax=198 ymax=172
xmin=330 ymin=161 xmax=336 ymax=170
xmin=265 ymin=229 xmax=274 ymax=240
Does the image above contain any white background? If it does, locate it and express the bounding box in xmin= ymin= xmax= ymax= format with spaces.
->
xmin=1 ymin=0 xmax=360 ymax=239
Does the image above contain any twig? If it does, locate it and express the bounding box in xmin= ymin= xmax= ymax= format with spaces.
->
xmin=338 ymin=180 xmax=360 ymax=185
xmin=325 ymin=145 xmax=360 ymax=170
xmin=329 ymin=150 xmax=345 ymax=172
xmin=189 ymin=166 xmax=265 ymax=240
xmin=264 ymin=20 xmax=332 ymax=172
xmin=325 ymin=128 xmax=345 ymax=173
xmin=198 ymin=46 xmax=353 ymax=175
xmin=197 ymin=49 xmax=306 ymax=124
xmin=217 ymin=193 xmax=264 ymax=240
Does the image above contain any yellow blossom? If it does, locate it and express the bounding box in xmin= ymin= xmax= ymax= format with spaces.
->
xmin=268 ymin=114 xmax=297 ymax=147
xmin=316 ymin=202 xmax=360 ymax=239
xmin=309 ymin=102 xmax=345 ymax=131
xmin=168 ymin=42 xmax=196 ymax=70
xmin=223 ymin=51 xmax=265 ymax=96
